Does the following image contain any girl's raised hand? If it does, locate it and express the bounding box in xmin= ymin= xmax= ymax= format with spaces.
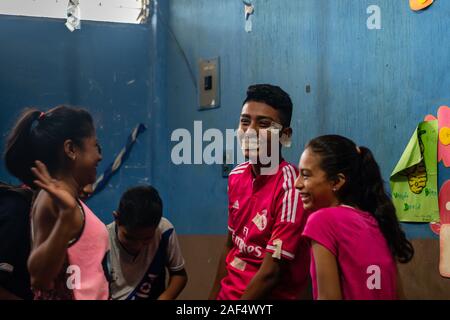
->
xmin=31 ymin=160 xmax=78 ymax=217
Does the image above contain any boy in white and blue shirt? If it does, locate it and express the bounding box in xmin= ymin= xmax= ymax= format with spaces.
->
xmin=107 ymin=185 xmax=187 ymax=300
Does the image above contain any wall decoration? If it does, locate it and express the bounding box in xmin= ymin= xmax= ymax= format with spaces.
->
xmin=391 ymin=120 xmax=439 ymax=222
xmin=410 ymin=0 xmax=434 ymax=11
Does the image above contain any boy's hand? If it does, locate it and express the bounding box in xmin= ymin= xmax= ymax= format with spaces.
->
xmin=157 ymin=269 xmax=188 ymax=300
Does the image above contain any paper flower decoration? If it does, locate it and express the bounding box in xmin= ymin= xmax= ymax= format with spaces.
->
xmin=410 ymin=0 xmax=434 ymax=11
xmin=425 ymin=106 xmax=450 ymax=168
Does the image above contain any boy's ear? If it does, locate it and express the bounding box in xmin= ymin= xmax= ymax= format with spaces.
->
xmin=282 ymin=127 xmax=292 ymax=138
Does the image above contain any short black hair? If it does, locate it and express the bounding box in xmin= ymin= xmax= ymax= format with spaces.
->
xmin=243 ymin=84 xmax=293 ymax=127
xmin=116 ymin=185 xmax=163 ymax=229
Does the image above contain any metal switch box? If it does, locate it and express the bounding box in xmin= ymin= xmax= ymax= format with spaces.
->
xmin=199 ymin=57 xmax=220 ymax=110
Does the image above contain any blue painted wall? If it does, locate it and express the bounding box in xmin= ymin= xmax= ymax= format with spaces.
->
xmin=0 ymin=14 xmax=161 ymax=224
xmin=164 ymin=0 xmax=450 ymax=235
xmin=1 ymin=0 xmax=449 ymax=237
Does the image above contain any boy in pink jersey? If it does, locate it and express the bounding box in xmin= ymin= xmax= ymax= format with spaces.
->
xmin=295 ymin=135 xmax=414 ymax=300
xmin=209 ymin=84 xmax=310 ymax=300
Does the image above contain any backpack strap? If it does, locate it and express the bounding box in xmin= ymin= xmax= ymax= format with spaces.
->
xmin=0 ymin=182 xmax=33 ymax=203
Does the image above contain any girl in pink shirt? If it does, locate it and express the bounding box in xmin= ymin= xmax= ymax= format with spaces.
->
xmin=295 ymin=135 xmax=414 ymax=300
xmin=5 ymin=106 xmax=109 ymax=300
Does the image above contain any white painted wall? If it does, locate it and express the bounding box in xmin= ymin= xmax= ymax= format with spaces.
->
xmin=0 ymin=0 xmax=149 ymax=24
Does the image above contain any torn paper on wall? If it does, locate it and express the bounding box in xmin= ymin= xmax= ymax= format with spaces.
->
xmin=66 ymin=0 xmax=81 ymax=32
xmin=136 ymin=0 xmax=150 ymax=24
xmin=390 ymin=120 xmax=439 ymax=222
xmin=243 ymin=1 xmax=254 ymax=33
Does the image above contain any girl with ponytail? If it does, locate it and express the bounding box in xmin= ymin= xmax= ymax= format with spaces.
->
xmin=295 ymin=135 xmax=413 ymax=300
xmin=4 ymin=106 xmax=109 ymax=300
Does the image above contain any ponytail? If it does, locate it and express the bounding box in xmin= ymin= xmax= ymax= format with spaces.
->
xmin=4 ymin=108 xmax=42 ymax=187
xmin=358 ymin=147 xmax=414 ymax=263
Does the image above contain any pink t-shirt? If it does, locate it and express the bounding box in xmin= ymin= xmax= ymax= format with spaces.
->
xmin=66 ymin=201 xmax=110 ymax=300
xmin=217 ymin=161 xmax=310 ymax=300
xmin=302 ymin=206 xmax=398 ymax=300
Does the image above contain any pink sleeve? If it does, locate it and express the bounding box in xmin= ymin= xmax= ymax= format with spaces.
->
xmin=266 ymin=165 xmax=306 ymax=261
xmin=302 ymin=209 xmax=337 ymax=256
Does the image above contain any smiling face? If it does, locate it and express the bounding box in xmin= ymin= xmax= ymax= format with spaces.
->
xmin=238 ymin=101 xmax=284 ymax=161
xmin=72 ymin=135 xmax=102 ymax=188
xmin=295 ymin=147 xmax=341 ymax=212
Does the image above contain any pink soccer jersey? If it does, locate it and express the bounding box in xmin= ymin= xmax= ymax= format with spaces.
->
xmin=302 ymin=206 xmax=398 ymax=300
xmin=217 ymin=160 xmax=310 ymax=300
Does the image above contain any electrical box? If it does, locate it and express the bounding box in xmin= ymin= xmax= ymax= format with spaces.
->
xmin=199 ymin=57 xmax=220 ymax=110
